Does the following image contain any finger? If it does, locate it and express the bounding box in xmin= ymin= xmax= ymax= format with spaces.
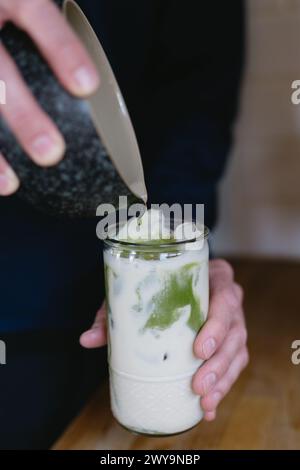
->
xmin=0 ymin=43 xmax=66 ymax=166
xmin=200 ymin=347 xmax=249 ymax=413
xmin=210 ymin=259 xmax=235 ymax=292
xmin=79 ymin=322 xmax=107 ymax=349
xmin=91 ymin=303 xmax=106 ymax=329
xmin=80 ymin=304 xmax=107 ymax=349
xmin=193 ymin=321 xmax=247 ymax=396
xmin=203 ymin=410 xmax=216 ymax=422
xmin=0 ymin=152 xmax=19 ymax=195
xmin=11 ymin=0 xmax=100 ymax=97
xmin=232 ymin=282 xmax=244 ymax=305
xmin=194 ymin=261 xmax=242 ymax=360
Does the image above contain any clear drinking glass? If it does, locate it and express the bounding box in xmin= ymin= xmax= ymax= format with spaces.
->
xmin=103 ymin=224 xmax=209 ymax=436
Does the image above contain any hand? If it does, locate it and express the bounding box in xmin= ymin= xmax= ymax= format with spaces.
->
xmin=80 ymin=303 xmax=107 ymax=349
xmin=0 ymin=0 xmax=100 ymax=196
xmin=80 ymin=259 xmax=249 ymax=423
xmin=192 ymin=259 xmax=249 ymax=421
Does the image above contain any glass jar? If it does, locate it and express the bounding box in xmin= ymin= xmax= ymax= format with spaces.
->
xmin=103 ymin=227 xmax=209 ymax=436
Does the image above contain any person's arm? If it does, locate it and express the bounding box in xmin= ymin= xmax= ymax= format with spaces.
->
xmin=0 ymin=0 xmax=99 ymax=196
xmin=80 ymin=259 xmax=248 ymax=422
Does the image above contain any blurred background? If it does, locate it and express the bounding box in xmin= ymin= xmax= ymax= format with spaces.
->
xmin=213 ymin=0 xmax=300 ymax=259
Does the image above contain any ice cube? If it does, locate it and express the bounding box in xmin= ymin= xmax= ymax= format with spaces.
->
xmin=117 ymin=209 xmax=171 ymax=241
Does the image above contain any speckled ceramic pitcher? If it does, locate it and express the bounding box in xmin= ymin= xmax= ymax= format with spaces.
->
xmin=0 ymin=0 xmax=147 ymax=217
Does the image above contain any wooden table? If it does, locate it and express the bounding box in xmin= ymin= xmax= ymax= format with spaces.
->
xmin=53 ymin=259 xmax=300 ymax=450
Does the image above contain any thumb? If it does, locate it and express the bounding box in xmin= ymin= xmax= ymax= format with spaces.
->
xmin=80 ymin=303 xmax=107 ymax=349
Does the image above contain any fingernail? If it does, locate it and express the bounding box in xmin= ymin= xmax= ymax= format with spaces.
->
xmin=0 ymin=166 xmax=19 ymax=195
xmin=212 ymin=391 xmax=222 ymax=406
xmin=202 ymin=338 xmax=216 ymax=359
xmin=80 ymin=330 xmax=95 ymax=343
xmin=202 ymin=372 xmax=217 ymax=394
xmin=86 ymin=329 xmax=99 ymax=339
xmin=30 ymin=133 xmax=65 ymax=165
xmin=73 ymin=65 xmax=100 ymax=95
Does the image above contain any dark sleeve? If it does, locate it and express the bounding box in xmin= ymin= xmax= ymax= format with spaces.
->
xmin=77 ymin=0 xmax=245 ymax=230
xmin=145 ymin=115 xmax=233 ymax=230
xmin=136 ymin=0 xmax=245 ymax=230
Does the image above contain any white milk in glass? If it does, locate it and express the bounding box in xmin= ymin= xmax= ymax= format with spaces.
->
xmin=103 ymin=211 xmax=209 ymax=435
